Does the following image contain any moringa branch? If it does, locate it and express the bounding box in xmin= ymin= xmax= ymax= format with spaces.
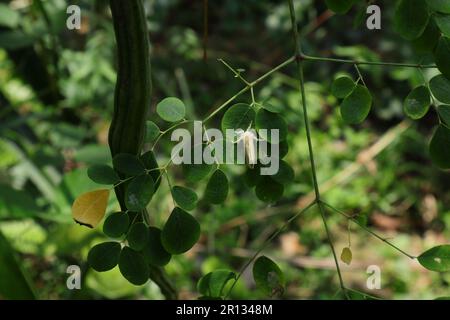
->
xmin=109 ymin=0 xmax=177 ymax=300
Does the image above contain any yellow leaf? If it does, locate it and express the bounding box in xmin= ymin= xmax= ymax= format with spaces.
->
xmin=72 ymin=189 xmax=110 ymax=228
xmin=340 ymin=247 xmax=352 ymax=265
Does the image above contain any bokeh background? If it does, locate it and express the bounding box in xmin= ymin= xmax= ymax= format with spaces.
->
xmin=0 ymin=0 xmax=448 ymax=299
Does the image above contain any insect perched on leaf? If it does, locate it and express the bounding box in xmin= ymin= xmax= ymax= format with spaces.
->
xmin=233 ymin=123 xmax=262 ymax=168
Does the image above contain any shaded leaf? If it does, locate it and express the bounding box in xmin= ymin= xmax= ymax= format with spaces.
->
xmin=434 ymin=36 xmax=450 ymax=80
xmin=125 ymin=175 xmax=154 ymax=211
xmin=103 ymin=212 xmax=129 ymax=238
xmin=113 ymin=153 xmax=145 ymax=176
xmin=271 ymin=160 xmax=295 ymax=185
xmin=430 ymin=74 xmax=450 ymax=103
xmin=127 ymin=222 xmax=149 ymax=251
xmin=197 ymin=270 xmax=236 ymax=298
xmin=256 ymin=109 xmax=288 ymax=142
xmin=145 ymin=121 xmax=160 ymax=143
xmin=204 ymin=169 xmax=229 ymax=204
xmin=118 ymin=246 xmax=149 ymax=285
xmin=340 ymin=85 xmax=372 ymax=124
xmin=255 ymin=176 xmax=284 ymax=203
xmin=172 ymin=186 xmax=198 ymax=211
xmin=260 ymin=100 xmax=283 ymax=113
xmin=140 ymin=150 xmax=161 ymax=191
xmin=437 ymin=105 xmax=450 ymax=125
xmin=429 ymin=125 xmax=450 ymax=169
xmin=0 ymin=231 xmax=36 ymax=299
xmin=142 ymin=227 xmax=171 ymax=267
xmin=87 ymin=164 xmax=120 ymax=185
xmin=161 ymin=207 xmax=200 ymax=254
xmin=88 ymin=242 xmax=121 ymax=272
xmin=394 ymin=0 xmax=430 ymax=40
xmin=183 ymin=163 xmax=213 ymax=183
xmin=412 ymin=19 xmax=441 ymax=53
xmin=325 ymin=0 xmax=354 ymax=14
xmin=253 ymin=256 xmax=285 ymax=297
xmin=331 ymin=76 xmax=356 ymax=98
xmin=221 ymin=103 xmax=255 ymax=132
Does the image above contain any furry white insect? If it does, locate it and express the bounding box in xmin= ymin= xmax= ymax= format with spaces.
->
xmin=234 ymin=123 xmax=262 ymax=168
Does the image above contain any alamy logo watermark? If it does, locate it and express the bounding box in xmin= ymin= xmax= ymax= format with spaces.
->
xmin=366 ymin=5 xmax=381 ymax=30
xmin=66 ymin=5 xmax=81 ymax=30
xmin=170 ymin=121 xmax=280 ymax=175
xmin=66 ymin=265 xmax=81 ymax=290
xmin=366 ymin=265 xmax=381 ymax=290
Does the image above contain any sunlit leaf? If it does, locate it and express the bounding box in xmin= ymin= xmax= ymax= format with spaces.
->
xmin=418 ymin=245 xmax=450 ymax=272
xmin=156 ymin=97 xmax=185 ymax=122
xmin=340 ymin=247 xmax=353 ymax=265
xmin=72 ymin=189 xmax=110 ymax=228
xmin=426 ymin=0 xmax=450 ymax=13
xmin=403 ymin=86 xmax=431 ymax=119
xmin=0 ymin=4 xmax=20 ymax=28
xmin=435 ymin=14 xmax=450 ymax=37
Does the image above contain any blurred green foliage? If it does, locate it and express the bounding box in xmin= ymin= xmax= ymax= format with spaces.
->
xmin=0 ymin=0 xmax=448 ymax=299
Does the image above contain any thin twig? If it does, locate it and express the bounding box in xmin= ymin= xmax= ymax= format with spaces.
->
xmin=321 ymin=201 xmax=416 ymax=260
xmin=224 ymin=200 xmax=317 ymax=299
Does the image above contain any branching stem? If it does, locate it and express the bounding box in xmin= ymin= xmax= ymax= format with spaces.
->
xmin=288 ymin=0 xmax=348 ymax=298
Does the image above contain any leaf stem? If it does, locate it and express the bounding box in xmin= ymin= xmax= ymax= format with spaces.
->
xmin=288 ymin=0 xmax=348 ymax=298
xmin=224 ymin=200 xmax=317 ymax=299
xmin=218 ymin=58 xmax=251 ymax=86
xmin=302 ymin=54 xmax=438 ymax=69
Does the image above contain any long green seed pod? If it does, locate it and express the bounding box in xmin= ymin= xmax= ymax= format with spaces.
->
xmin=109 ymin=0 xmax=150 ymax=157
xmin=109 ymin=0 xmax=177 ymax=299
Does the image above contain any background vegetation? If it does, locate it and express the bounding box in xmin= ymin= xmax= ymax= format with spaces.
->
xmin=0 ymin=0 xmax=448 ymax=299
